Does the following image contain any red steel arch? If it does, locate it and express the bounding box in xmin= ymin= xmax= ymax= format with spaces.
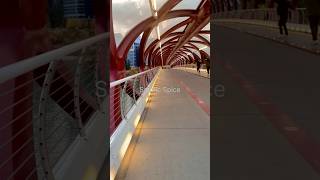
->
xmin=110 ymin=0 xmax=211 ymax=133
xmin=111 ymin=0 xmax=211 ymax=74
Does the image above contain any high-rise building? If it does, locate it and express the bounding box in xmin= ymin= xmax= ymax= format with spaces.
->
xmin=126 ymin=36 xmax=141 ymax=68
xmin=145 ymin=37 xmax=156 ymax=66
xmin=63 ymin=0 xmax=93 ymax=18
xmin=133 ymin=36 xmax=141 ymax=67
xmin=127 ymin=46 xmax=136 ymax=67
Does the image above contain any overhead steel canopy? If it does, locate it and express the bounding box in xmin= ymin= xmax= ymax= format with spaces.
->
xmin=111 ymin=0 xmax=211 ymax=74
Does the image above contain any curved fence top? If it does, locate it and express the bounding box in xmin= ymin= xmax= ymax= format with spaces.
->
xmin=0 ymin=33 xmax=108 ymax=84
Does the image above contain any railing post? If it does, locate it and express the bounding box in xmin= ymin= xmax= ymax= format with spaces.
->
xmin=132 ymin=76 xmax=138 ymax=104
xmin=120 ymin=81 xmax=128 ymax=120
xmin=74 ymin=48 xmax=87 ymax=138
xmin=38 ymin=61 xmax=57 ymax=180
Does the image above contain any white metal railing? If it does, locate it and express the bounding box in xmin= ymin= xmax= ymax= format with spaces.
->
xmin=0 ymin=33 xmax=107 ymax=84
xmin=109 ymin=67 xmax=159 ymax=134
xmin=110 ymin=68 xmax=157 ymax=88
xmin=214 ymin=8 xmax=314 ymax=33
xmin=0 ymin=33 xmax=107 ymax=180
xmin=109 ymin=67 xmax=159 ymax=180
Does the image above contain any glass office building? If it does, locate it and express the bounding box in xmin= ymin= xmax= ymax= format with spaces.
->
xmin=126 ymin=36 xmax=141 ymax=68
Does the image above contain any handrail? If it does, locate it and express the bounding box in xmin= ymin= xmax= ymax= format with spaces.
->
xmin=109 ymin=67 xmax=159 ymax=134
xmin=0 ymin=32 xmax=107 ymax=180
xmin=213 ymin=8 xmax=312 ymax=33
xmin=110 ymin=67 xmax=158 ymax=88
xmin=0 ymin=33 xmax=108 ymax=84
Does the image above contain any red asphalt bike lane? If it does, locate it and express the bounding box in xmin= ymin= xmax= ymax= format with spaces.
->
xmin=216 ymin=57 xmax=320 ymax=175
xmin=172 ymin=76 xmax=210 ymax=116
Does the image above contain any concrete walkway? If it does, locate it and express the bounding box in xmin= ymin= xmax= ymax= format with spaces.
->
xmin=213 ymin=24 xmax=320 ymax=179
xmin=213 ymin=63 xmax=320 ymax=180
xmin=174 ymin=67 xmax=210 ymax=79
xmin=115 ymin=69 xmax=210 ymax=180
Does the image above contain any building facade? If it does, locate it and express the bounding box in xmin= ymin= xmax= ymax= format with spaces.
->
xmin=126 ymin=36 xmax=141 ymax=68
xmin=63 ymin=0 xmax=93 ymax=18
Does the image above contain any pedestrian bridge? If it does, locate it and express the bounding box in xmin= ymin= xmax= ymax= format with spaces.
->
xmin=1 ymin=0 xmax=320 ymax=180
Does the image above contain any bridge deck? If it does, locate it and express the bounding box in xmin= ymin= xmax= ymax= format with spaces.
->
xmin=115 ymin=69 xmax=210 ymax=180
xmin=213 ymin=24 xmax=320 ymax=179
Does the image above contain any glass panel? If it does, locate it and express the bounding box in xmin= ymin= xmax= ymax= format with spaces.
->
xmin=145 ymin=17 xmax=187 ymax=50
xmin=188 ymin=42 xmax=200 ymax=49
xmin=145 ymin=28 xmax=158 ymax=49
xmin=114 ymin=33 xmax=124 ymax=47
xmin=155 ymin=0 xmax=169 ymax=11
xmin=147 ymin=35 xmax=176 ymax=52
xmin=173 ymin=25 xmax=187 ymax=33
xmin=172 ymin=0 xmax=202 ymax=10
xmin=155 ymin=39 xmax=167 ymax=50
xmin=159 ymin=17 xmax=188 ymax=36
xmin=202 ymin=23 xmax=210 ymax=30
xmin=112 ymin=0 xmax=152 ymax=47
xmin=201 ymin=22 xmax=210 ymax=56
xmin=203 ymin=48 xmax=210 ymax=56
xmin=160 ymin=35 xmax=176 ymax=44
xmin=199 ymin=34 xmax=210 ymax=42
xmin=186 ymin=48 xmax=201 ymax=58
xmin=191 ymin=37 xmax=200 ymax=41
xmin=183 ymin=39 xmax=210 ymax=58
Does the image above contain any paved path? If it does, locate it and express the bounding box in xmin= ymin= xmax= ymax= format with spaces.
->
xmin=174 ymin=67 xmax=210 ymax=79
xmin=213 ymin=24 xmax=320 ymax=179
xmin=115 ymin=69 xmax=210 ymax=180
